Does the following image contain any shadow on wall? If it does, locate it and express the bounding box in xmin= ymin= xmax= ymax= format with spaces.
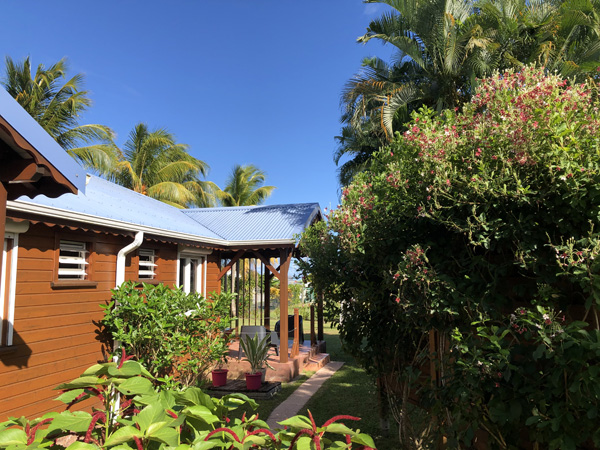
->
xmin=0 ymin=327 xmax=32 ymax=368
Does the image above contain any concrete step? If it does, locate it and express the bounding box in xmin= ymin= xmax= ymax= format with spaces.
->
xmin=303 ymin=353 xmax=330 ymax=373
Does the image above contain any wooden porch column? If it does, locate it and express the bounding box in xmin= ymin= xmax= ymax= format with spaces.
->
xmin=310 ymin=304 xmax=316 ymax=346
xmin=317 ymin=291 xmax=324 ymax=341
xmin=263 ymin=271 xmax=272 ymax=330
xmin=278 ymin=248 xmax=292 ymax=363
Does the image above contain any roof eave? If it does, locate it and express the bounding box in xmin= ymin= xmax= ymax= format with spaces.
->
xmin=8 ymin=200 xmax=299 ymax=249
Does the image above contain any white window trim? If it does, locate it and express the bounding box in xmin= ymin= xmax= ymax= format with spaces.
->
xmin=58 ymin=240 xmax=88 ymax=280
xmin=138 ymin=249 xmax=157 ymax=279
xmin=1 ymin=232 xmax=19 ymax=347
xmin=177 ymin=248 xmax=209 ymax=296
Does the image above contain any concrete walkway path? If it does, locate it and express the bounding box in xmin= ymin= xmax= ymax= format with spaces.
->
xmin=266 ymin=361 xmax=345 ymax=429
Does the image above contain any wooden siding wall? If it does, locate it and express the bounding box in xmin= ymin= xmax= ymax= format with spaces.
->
xmin=0 ymin=224 xmax=179 ymax=420
xmin=206 ymin=254 xmax=221 ymax=295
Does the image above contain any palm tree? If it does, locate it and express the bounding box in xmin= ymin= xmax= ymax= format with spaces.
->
xmin=220 ymin=165 xmax=275 ymax=206
xmin=1 ymin=56 xmax=118 ymax=175
xmin=353 ymin=0 xmax=491 ymax=136
xmin=113 ymin=123 xmax=216 ymax=208
xmin=335 ymin=0 xmax=490 ymax=186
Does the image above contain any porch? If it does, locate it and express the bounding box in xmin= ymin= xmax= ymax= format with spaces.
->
xmin=218 ymin=335 xmax=329 ymax=385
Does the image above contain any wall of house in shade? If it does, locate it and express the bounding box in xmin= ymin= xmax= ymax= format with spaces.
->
xmin=0 ymin=220 xmax=220 ymax=421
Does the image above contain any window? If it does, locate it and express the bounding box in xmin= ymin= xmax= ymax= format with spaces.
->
xmin=58 ymin=240 xmax=88 ymax=280
xmin=178 ymin=256 xmax=206 ymax=295
xmin=138 ymin=249 xmax=157 ymax=279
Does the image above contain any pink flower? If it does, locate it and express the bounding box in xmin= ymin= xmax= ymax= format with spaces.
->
xmin=446 ymin=179 xmax=451 ymax=186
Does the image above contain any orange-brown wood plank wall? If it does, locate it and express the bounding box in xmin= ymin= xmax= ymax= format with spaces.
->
xmin=0 ymin=224 xmax=178 ymax=420
xmin=206 ymin=254 xmax=221 ymax=295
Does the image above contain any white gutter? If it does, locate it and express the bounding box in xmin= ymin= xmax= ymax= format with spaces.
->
xmin=116 ymin=231 xmax=144 ymax=288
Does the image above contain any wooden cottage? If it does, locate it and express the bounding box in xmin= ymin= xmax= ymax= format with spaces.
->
xmin=0 ymin=91 xmax=322 ymax=421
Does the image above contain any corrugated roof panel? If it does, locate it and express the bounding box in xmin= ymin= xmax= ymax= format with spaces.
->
xmin=182 ymin=203 xmax=321 ymax=242
xmin=16 ymin=175 xmax=223 ymax=239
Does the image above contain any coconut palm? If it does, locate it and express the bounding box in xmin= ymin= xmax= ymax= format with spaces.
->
xmin=113 ymin=123 xmax=216 ymax=208
xmin=335 ymin=0 xmax=491 ymax=186
xmin=220 ymin=164 xmax=275 ymax=207
xmin=1 ymin=56 xmax=118 ymax=175
xmin=353 ymin=0 xmax=491 ymax=136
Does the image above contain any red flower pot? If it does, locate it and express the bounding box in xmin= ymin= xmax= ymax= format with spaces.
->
xmin=245 ymin=372 xmax=262 ymax=390
xmin=211 ymin=369 xmax=228 ymax=387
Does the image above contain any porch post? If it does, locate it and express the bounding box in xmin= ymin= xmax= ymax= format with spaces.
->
xmin=278 ymin=248 xmax=292 ymax=363
xmin=317 ymin=291 xmax=324 ymax=341
xmin=264 ymin=271 xmax=272 ymax=330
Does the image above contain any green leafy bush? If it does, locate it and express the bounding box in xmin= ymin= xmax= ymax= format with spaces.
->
xmin=0 ymin=356 xmax=376 ymax=449
xmin=101 ymin=283 xmax=233 ymax=388
xmin=300 ymin=66 xmax=600 ymax=448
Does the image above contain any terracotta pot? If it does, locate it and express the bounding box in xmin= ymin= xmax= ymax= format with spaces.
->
xmin=245 ymin=372 xmax=262 ymax=390
xmin=211 ymin=369 xmax=228 ymax=387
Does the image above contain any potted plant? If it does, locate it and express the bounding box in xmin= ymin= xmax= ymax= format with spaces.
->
xmin=210 ymin=338 xmax=230 ymax=387
xmin=207 ymin=292 xmax=234 ymax=387
xmin=239 ymin=333 xmax=274 ymax=390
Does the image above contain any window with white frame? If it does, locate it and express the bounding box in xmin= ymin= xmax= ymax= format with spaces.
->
xmin=58 ymin=240 xmax=88 ymax=280
xmin=138 ymin=249 xmax=157 ymax=279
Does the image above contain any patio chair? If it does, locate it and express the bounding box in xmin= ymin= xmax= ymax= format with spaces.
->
xmin=269 ymin=330 xmax=280 ymax=356
xmin=237 ymin=325 xmax=271 ymax=359
xmin=274 ymin=315 xmax=304 ymax=343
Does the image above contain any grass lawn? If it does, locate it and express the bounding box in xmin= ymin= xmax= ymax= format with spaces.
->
xmin=298 ymin=325 xmax=399 ymax=450
xmin=229 ymin=317 xmax=400 ymax=449
xmin=234 ymin=323 xmax=400 ymax=449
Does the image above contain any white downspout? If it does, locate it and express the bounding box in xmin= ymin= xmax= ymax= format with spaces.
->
xmin=112 ymin=231 xmax=144 ymax=417
xmin=116 ymin=231 xmax=144 ymax=288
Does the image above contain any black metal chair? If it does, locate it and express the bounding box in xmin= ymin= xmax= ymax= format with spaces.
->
xmin=274 ymin=315 xmax=304 ymax=343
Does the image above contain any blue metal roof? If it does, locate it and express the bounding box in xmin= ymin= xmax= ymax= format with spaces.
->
xmin=183 ymin=203 xmax=322 ymax=242
xmin=17 ymin=175 xmax=222 ymax=239
xmin=15 ymin=175 xmax=321 ymax=244
xmin=0 ymin=87 xmax=86 ymax=193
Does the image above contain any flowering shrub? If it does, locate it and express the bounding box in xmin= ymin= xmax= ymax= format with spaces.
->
xmin=101 ymin=283 xmax=233 ymax=388
xmin=300 ymin=66 xmax=600 ymax=448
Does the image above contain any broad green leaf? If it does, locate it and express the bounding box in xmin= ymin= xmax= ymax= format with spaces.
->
xmin=54 ymin=389 xmax=85 ymax=404
xmin=0 ymin=429 xmax=27 ymax=447
xmin=56 ymin=377 xmax=107 ymax=390
xmin=176 ymin=389 xmax=213 ymax=408
xmin=146 ymin=426 xmax=179 ymax=447
xmin=182 ymin=406 xmax=219 ymax=424
xmin=278 ymin=415 xmax=312 ymax=429
xmin=525 ymin=415 xmax=541 ymax=425
xmin=116 ymin=377 xmax=154 ymax=396
xmin=352 ymin=432 xmax=376 ymax=447
xmin=241 ymin=435 xmax=266 ymax=447
xmin=322 ymin=422 xmax=356 ymax=436
xmin=104 ymin=426 xmax=143 ymax=447
xmin=190 ymin=441 xmax=222 ymax=450
xmin=46 ymin=411 xmax=92 ymax=433
xmin=295 ymin=435 xmax=314 ymax=450
xmin=219 ymin=394 xmax=256 ymax=411
xmin=134 ymin=404 xmax=164 ymax=433
xmin=108 ymin=361 xmax=142 ymax=377
xmin=66 ymin=442 xmax=100 ymax=450
xmin=81 ymin=363 xmax=113 ymax=377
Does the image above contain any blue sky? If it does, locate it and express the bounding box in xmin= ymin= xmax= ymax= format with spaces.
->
xmin=2 ymin=1 xmax=392 ymax=212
